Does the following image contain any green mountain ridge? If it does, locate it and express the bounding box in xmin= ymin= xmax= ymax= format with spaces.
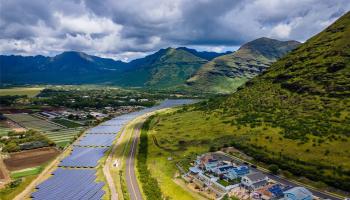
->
xmin=112 ymin=47 xmax=208 ymax=88
xmin=148 ymin=11 xmax=350 ymax=191
xmin=187 ymin=37 xmax=300 ymax=93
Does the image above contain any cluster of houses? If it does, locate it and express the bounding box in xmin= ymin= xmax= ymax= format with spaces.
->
xmin=184 ymin=153 xmax=314 ymax=200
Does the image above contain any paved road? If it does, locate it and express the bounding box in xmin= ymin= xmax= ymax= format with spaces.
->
xmin=216 ymin=152 xmax=345 ymax=200
xmin=126 ymin=121 xmax=144 ymax=200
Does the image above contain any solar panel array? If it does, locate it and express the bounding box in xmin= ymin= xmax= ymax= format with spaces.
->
xmin=76 ymin=134 xmax=116 ymax=147
xmin=87 ymin=125 xmax=122 ymax=134
xmin=32 ymin=99 xmax=194 ymax=200
xmin=59 ymin=147 xmax=108 ymax=167
xmin=32 ymin=168 xmax=104 ymax=200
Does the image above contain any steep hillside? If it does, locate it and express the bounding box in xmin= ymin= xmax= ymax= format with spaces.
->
xmin=146 ymin=11 xmax=350 ymax=192
xmin=0 ymin=51 xmax=126 ymax=84
xmin=187 ymin=38 xmax=300 ymax=93
xmin=113 ymin=48 xmax=207 ymax=88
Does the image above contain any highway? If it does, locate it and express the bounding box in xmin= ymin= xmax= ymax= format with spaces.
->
xmin=125 ymin=121 xmax=144 ymax=200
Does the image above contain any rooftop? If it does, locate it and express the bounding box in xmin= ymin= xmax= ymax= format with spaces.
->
xmin=245 ymin=172 xmax=267 ymax=182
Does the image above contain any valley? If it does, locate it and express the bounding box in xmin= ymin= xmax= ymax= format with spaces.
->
xmin=0 ymin=5 xmax=349 ymax=200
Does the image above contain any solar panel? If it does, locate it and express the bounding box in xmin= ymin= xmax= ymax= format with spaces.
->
xmin=32 ymin=168 xmax=104 ymax=200
xmin=76 ymin=134 xmax=116 ymax=147
xmin=59 ymin=147 xmax=108 ymax=167
xmin=31 ymin=99 xmax=195 ymax=200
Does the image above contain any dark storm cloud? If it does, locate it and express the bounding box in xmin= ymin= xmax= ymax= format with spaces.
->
xmin=0 ymin=0 xmax=349 ymax=60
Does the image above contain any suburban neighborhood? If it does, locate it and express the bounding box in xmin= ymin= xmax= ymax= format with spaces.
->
xmin=184 ymin=152 xmax=317 ymax=200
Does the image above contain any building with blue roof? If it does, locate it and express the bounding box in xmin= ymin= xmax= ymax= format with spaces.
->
xmin=283 ymin=187 xmax=313 ymax=200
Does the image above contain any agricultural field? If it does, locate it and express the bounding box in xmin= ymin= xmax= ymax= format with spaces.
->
xmin=51 ymin=118 xmax=82 ymax=128
xmin=10 ymin=166 xmax=44 ymax=179
xmin=4 ymin=147 xmax=60 ymax=171
xmin=4 ymin=113 xmax=63 ymax=131
xmin=0 ymin=87 xmax=44 ymax=97
xmin=44 ymin=127 xmax=84 ymax=147
xmin=0 ymin=128 xmax=11 ymax=136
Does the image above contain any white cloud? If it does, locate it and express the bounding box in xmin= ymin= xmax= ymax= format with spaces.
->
xmin=0 ymin=0 xmax=349 ymax=60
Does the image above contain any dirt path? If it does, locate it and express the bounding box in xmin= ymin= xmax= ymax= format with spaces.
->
xmin=0 ymin=156 xmax=11 ymax=188
xmin=103 ymin=128 xmax=128 ymax=200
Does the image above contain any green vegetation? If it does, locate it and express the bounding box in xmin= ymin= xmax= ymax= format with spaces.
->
xmin=0 ymin=175 xmax=36 ymax=200
xmin=137 ymin=116 xmax=162 ymax=200
xmin=51 ymin=118 xmax=81 ymax=128
xmin=10 ymin=166 xmax=44 ymax=179
xmin=146 ymin=12 xmax=350 ymax=192
xmin=268 ymin=164 xmax=279 ymax=174
xmin=5 ymin=113 xmax=62 ymax=131
xmin=187 ymin=38 xmax=300 ymax=93
xmin=0 ymin=87 xmax=43 ymax=97
xmin=0 ymin=130 xmax=54 ymax=152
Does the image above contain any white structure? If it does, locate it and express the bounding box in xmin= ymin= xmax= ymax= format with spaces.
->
xmin=241 ymin=172 xmax=269 ymax=190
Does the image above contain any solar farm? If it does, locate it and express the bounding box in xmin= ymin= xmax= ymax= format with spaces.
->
xmin=31 ymin=100 xmax=193 ymax=200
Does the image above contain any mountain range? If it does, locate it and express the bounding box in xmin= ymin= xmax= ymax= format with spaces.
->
xmin=1 ymin=39 xmax=299 ymax=93
xmin=186 ymin=38 xmax=300 ymax=93
xmin=153 ymin=11 xmax=350 ymax=190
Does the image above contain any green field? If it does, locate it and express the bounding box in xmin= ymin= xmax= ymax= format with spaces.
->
xmin=44 ymin=128 xmax=84 ymax=145
xmin=51 ymin=118 xmax=82 ymax=128
xmin=10 ymin=166 xmax=43 ymax=179
xmin=0 ymin=128 xmax=11 ymax=136
xmin=0 ymin=87 xmax=44 ymax=97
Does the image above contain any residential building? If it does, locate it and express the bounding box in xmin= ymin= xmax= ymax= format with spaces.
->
xmin=283 ymin=187 xmax=313 ymax=200
xmin=241 ymin=172 xmax=269 ymax=190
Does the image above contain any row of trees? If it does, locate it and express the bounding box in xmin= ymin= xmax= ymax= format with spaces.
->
xmin=137 ymin=116 xmax=163 ymax=200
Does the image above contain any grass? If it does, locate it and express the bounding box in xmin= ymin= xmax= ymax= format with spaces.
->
xmin=95 ymin=148 xmax=111 ymax=200
xmin=51 ymin=118 xmax=82 ymax=128
xmin=217 ymin=179 xmax=230 ymax=187
xmin=143 ymin=110 xmax=208 ymax=200
xmin=10 ymin=166 xmax=43 ymax=179
xmin=0 ymin=87 xmax=44 ymax=97
xmin=0 ymin=175 xmax=37 ymax=200
xmin=145 ymin=107 xmax=350 ymax=195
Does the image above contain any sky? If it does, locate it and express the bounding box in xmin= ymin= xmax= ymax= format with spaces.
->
xmin=0 ymin=0 xmax=349 ymax=61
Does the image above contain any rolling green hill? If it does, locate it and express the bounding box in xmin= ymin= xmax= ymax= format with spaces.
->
xmin=187 ymin=38 xmax=300 ymax=93
xmin=113 ymin=47 xmax=208 ymax=88
xmin=145 ymin=11 xmax=350 ymax=192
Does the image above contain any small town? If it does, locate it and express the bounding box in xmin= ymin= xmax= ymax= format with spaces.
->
xmin=184 ymin=152 xmax=316 ymax=200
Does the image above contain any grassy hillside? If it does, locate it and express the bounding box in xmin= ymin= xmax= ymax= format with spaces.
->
xmin=187 ymin=38 xmax=300 ymax=93
xmin=114 ymin=48 xmax=207 ymax=88
xmin=145 ymin=11 xmax=350 ymax=193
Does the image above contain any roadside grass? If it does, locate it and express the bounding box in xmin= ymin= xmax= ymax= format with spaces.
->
xmin=0 ymin=87 xmax=44 ymax=97
xmin=144 ymin=110 xmax=208 ymax=200
xmin=146 ymin=109 xmax=350 ymax=197
xmin=96 ymin=148 xmax=112 ymax=200
xmin=0 ymin=175 xmax=37 ymax=200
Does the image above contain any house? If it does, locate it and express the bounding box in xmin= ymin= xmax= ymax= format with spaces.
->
xmin=214 ymin=164 xmax=235 ymax=176
xmin=254 ymin=184 xmax=285 ymax=200
xmin=241 ymin=172 xmax=269 ymax=190
xmin=224 ymin=165 xmax=250 ymax=180
xmin=283 ymin=187 xmax=313 ymax=200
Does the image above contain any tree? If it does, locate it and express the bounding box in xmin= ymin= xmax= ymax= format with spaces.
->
xmin=268 ymin=164 xmax=279 ymax=174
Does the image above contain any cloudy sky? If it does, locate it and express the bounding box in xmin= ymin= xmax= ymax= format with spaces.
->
xmin=0 ymin=0 xmax=349 ymax=61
